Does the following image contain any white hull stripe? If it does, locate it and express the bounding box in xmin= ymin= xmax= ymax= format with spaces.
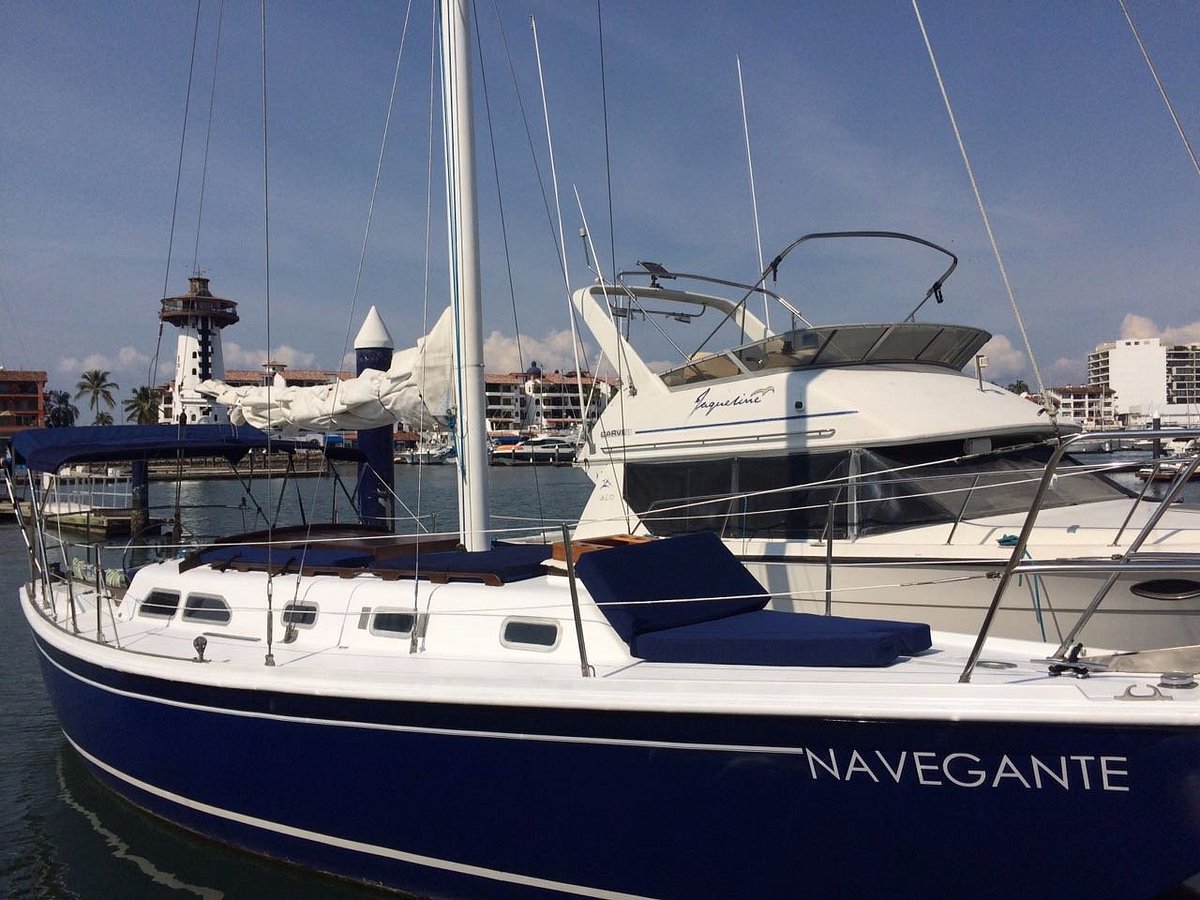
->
xmin=64 ymin=732 xmax=649 ymax=899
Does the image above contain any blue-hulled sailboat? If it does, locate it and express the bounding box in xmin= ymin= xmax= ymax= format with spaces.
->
xmin=11 ymin=3 xmax=1200 ymax=897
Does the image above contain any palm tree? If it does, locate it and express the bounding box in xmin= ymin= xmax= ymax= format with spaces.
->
xmin=44 ymin=390 xmax=79 ymax=428
xmin=75 ymin=369 xmax=119 ymax=425
xmin=123 ymin=387 xmax=161 ymax=425
xmin=94 ymin=411 xmax=114 ymax=426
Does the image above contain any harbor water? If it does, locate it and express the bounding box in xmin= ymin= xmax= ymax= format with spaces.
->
xmin=2 ymin=458 xmax=1198 ymax=897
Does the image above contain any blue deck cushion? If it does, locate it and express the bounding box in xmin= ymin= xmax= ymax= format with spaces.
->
xmin=372 ymin=542 xmax=552 ymax=583
xmin=574 ymin=532 xmax=931 ymax=667
xmin=573 ymin=532 xmax=770 ymax=643
xmin=632 ymin=610 xmax=931 ymax=667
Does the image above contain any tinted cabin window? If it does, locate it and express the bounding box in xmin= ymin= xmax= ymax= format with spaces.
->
xmin=502 ymin=619 xmax=559 ymax=649
xmin=625 ymin=441 xmax=1128 ymax=541
xmin=626 ymin=454 xmax=851 ymax=540
xmin=370 ymin=611 xmax=415 ymax=637
xmin=626 ymin=457 xmax=735 ymax=537
xmin=140 ymin=590 xmax=181 ymax=619
xmin=733 ymin=454 xmax=851 ymax=539
xmin=182 ymin=594 xmax=231 ymax=624
xmin=854 ymin=443 xmax=1129 ymax=536
xmin=282 ymin=602 xmax=317 ymax=627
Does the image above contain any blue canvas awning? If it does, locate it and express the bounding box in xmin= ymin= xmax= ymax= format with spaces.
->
xmin=11 ymin=424 xmax=297 ymax=473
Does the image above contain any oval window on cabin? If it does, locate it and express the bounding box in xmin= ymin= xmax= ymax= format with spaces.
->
xmin=1130 ymin=579 xmax=1200 ymax=602
xmin=139 ymin=590 xmax=181 ymax=619
xmin=370 ymin=610 xmax=416 ymax=638
xmin=182 ymin=593 xmax=231 ymax=625
xmin=501 ymin=617 xmax=560 ymax=651
xmin=282 ymin=601 xmax=318 ymax=627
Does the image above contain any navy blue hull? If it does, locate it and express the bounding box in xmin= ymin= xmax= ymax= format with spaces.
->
xmin=33 ymin=634 xmax=1200 ymax=899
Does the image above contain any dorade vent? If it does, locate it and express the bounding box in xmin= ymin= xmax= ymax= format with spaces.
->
xmin=140 ymin=590 xmax=181 ymax=619
xmin=370 ymin=610 xmax=416 ymax=638
xmin=182 ymin=594 xmax=232 ymax=625
xmin=501 ymin=617 xmax=560 ymax=650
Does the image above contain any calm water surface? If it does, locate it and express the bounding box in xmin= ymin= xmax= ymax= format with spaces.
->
xmin=3 ymin=459 xmax=1199 ymax=896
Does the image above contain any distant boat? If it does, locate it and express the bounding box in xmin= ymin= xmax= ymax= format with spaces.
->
xmin=489 ymin=434 xmax=577 ymax=466
xmin=396 ymin=443 xmax=455 ymax=465
xmin=1137 ymin=458 xmax=1200 ymax=482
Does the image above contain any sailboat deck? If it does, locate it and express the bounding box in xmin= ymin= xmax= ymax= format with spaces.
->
xmin=29 ymin=586 xmax=1200 ymax=727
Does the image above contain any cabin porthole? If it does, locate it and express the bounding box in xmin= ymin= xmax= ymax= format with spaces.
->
xmin=282 ymin=601 xmax=318 ymax=628
xmin=182 ymin=593 xmax=232 ymax=625
xmin=139 ymin=590 xmax=181 ymax=619
xmin=501 ymin=617 xmax=560 ymax=651
xmin=370 ymin=610 xmax=416 ymax=638
xmin=1130 ymin=579 xmax=1200 ymax=602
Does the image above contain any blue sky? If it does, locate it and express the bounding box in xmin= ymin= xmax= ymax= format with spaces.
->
xmin=2 ymin=0 xmax=1197 ymax=408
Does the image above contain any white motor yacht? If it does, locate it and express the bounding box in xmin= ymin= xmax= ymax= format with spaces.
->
xmin=573 ymin=233 xmax=1200 ymax=649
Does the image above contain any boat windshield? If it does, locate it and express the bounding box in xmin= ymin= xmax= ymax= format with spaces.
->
xmin=659 ymin=323 xmax=990 ymax=387
xmin=625 ymin=441 xmax=1131 ymax=540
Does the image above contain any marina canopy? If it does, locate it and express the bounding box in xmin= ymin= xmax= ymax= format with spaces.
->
xmin=11 ymin=424 xmax=300 ymax=473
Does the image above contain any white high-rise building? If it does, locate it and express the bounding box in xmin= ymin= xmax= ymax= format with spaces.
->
xmin=1087 ymin=337 xmax=1200 ymax=425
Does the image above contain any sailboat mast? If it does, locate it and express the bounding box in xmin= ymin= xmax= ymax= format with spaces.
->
xmin=440 ymin=0 xmax=490 ymax=550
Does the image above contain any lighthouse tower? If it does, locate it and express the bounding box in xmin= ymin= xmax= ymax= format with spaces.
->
xmin=158 ymin=275 xmax=239 ymax=424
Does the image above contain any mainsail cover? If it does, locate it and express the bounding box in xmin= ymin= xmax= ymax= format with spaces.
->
xmin=197 ymin=306 xmax=455 ymax=435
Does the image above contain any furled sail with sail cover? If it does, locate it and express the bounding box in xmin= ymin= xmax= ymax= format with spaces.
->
xmin=197 ymin=306 xmax=455 ymax=435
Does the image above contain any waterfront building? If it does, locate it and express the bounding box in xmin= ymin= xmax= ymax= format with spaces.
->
xmin=223 ymin=364 xmax=352 ymax=390
xmin=1045 ymin=384 xmax=1116 ymax=429
xmin=484 ymin=363 xmax=617 ymax=434
xmin=0 ymin=369 xmax=47 ymax=446
xmin=1087 ymin=337 xmax=1200 ymax=425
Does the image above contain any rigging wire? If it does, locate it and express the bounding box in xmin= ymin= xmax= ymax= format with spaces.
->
xmin=596 ymin=1 xmax=619 ymax=333
xmin=411 ymin=1 xmax=442 ymax=646
xmin=149 ymin=0 xmax=203 ymax=390
xmin=910 ymin=0 xmax=1056 ymax=429
xmin=529 ymin=16 xmax=590 ymax=445
xmin=259 ymin=0 xmax=276 ymax=667
xmin=332 ymin=0 xmax=415 ymax=405
xmin=473 ymin=3 xmax=548 ymax=526
xmin=1117 ymin=0 xmax=1200 ymax=181
xmin=574 ymin=193 xmax=634 ymax=533
xmin=286 ymin=0 xmax=416 ymax=615
xmin=191 ymin=0 xmax=226 ymax=274
xmin=736 ymin=54 xmax=770 ymax=331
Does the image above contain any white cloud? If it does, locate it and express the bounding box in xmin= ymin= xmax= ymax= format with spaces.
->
xmin=977 ymin=334 xmax=1026 ymax=380
xmin=482 ymin=330 xmax=594 ymax=374
xmin=1049 ymin=356 xmax=1086 ymax=384
xmin=1119 ymin=314 xmax=1200 ymax=345
xmin=55 ymin=345 xmax=153 ymax=379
